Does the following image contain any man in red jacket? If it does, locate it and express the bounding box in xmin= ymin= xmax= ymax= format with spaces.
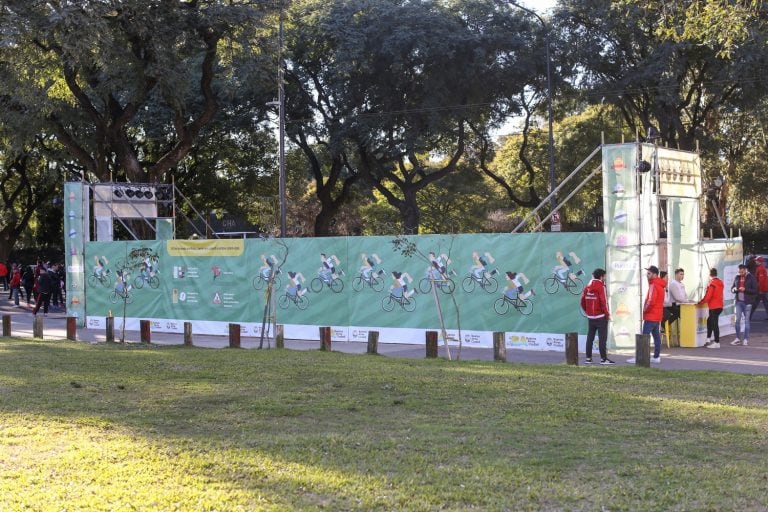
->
xmin=580 ymin=268 xmax=614 ymax=364
xmin=640 ymin=265 xmax=666 ymax=363
xmin=698 ymin=268 xmax=725 ymax=348
xmin=750 ymin=256 xmax=768 ymax=321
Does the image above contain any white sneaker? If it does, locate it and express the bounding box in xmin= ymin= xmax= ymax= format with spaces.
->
xmin=730 ymin=339 xmax=742 ymax=346
xmin=705 ymin=342 xmax=720 ymax=349
xmin=651 ymin=356 xmax=661 ymax=363
xmin=742 ymin=339 xmax=749 ymax=346
xmin=626 ymin=357 xmax=636 ymax=364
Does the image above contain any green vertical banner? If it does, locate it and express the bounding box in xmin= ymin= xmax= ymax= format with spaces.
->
xmin=602 ymin=143 xmax=642 ymax=348
xmin=64 ymin=182 xmax=87 ymax=326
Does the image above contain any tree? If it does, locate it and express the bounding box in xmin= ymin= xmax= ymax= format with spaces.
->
xmin=556 ymin=0 xmax=768 ymax=150
xmin=0 ymin=134 xmax=62 ymax=262
xmin=285 ymin=0 xmax=542 ymax=234
xmin=0 ymin=0 xmax=277 ymax=184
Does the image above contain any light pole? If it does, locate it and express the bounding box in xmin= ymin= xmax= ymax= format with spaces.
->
xmin=508 ymin=2 xmax=557 ymax=218
xmin=277 ymin=4 xmax=287 ymax=238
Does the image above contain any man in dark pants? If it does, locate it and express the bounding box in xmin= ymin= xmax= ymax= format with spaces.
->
xmin=32 ymin=266 xmax=53 ymax=316
xmin=580 ymin=268 xmax=614 ymax=365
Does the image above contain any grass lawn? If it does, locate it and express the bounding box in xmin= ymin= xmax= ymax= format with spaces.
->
xmin=0 ymin=338 xmax=766 ymax=511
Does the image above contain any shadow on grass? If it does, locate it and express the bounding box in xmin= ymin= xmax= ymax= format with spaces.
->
xmin=1 ymin=339 xmax=767 ymax=510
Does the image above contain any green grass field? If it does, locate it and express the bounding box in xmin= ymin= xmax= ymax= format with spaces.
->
xmin=1 ymin=338 xmax=766 ymax=511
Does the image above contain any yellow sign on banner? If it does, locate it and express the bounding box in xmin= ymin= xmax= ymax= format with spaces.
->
xmin=166 ymin=239 xmax=244 ymax=257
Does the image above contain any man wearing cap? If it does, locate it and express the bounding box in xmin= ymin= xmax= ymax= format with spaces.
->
xmin=632 ymin=265 xmax=666 ymax=363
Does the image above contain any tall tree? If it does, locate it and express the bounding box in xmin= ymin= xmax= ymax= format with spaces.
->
xmin=556 ymin=0 xmax=768 ymax=150
xmin=0 ymin=0 xmax=277 ymax=184
xmin=285 ymin=0 xmax=542 ymax=234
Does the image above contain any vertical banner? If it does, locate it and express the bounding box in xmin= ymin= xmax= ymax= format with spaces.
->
xmin=64 ymin=182 xmax=87 ymax=326
xmin=602 ymin=143 xmax=642 ymax=348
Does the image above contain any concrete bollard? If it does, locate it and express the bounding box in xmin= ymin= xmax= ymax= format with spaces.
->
xmin=425 ymin=330 xmax=438 ymax=358
xmin=276 ymin=324 xmax=284 ymax=349
xmin=140 ymin=320 xmax=151 ymax=344
xmin=229 ymin=323 xmax=241 ymax=348
xmin=319 ymin=326 xmax=331 ymax=351
xmin=493 ymin=332 xmax=507 ymax=362
xmin=33 ymin=315 xmax=44 ymax=339
xmin=635 ymin=333 xmax=651 ymax=368
xmin=367 ymin=331 xmax=379 ymax=355
xmin=565 ymin=332 xmax=579 ymax=366
xmin=184 ymin=321 xmax=193 ymax=346
xmin=106 ymin=316 xmax=115 ymax=343
xmin=66 ymin=317 xmax=77 ymax=341
xmin=2 ymin=315 xmax=10 ymax=337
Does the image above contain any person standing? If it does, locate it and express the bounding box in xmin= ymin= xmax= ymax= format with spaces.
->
xmin=730 ymin=264 xmax=758 ymax=346
xmin=628 ymin=265 xmax=666 ymax=364
xmin=698 ymin=268 xmax=725 ymax=348
xmin=32 ymin=266 xmax=52 ymax=316
xmin=749 ymin=256 xmax=768 ymax=320
xmin=8 ymin=264 xmax=21 ymax=306
xmin=21 ymin=265 xmax=34 ymax=306
xmin=0 ymin=261 xmax=8 ymax=291
xmin=580 ymin=268 xmax=614 ymax=365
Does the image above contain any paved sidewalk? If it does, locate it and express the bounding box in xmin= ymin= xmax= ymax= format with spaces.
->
xmin=2 ymin=299 xmax=767 ymax=374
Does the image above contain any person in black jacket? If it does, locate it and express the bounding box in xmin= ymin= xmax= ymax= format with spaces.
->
xmin=21 ymin=265 xmax=34 ymax=306
xmin=730 ymin=264 xmax=758 ymax=346
xmin=32 ymin=266 xmax=53 ymax=316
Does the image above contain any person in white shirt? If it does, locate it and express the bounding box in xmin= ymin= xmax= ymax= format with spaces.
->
xmin=668 ymin=268 xmax=691 ymax=306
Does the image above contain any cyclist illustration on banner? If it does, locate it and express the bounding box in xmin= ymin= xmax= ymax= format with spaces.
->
xmin=279 ymin=271 xmax=309 ymax=310
xmin=463 ymin=251 xmax=499 ymax=293
xmin=89 ymin=255 xmax=112 ymax=287
xmin=419 ymin=251 xmax=456 ymax=294
xmin=353 ymin=253 xmax=386 ymax=292
xmin=382 ymin=271 xmax=417 ymax=312
xmin=311 ymin=253 xmax=344 ymax=293
xmin=544 ymin=251 xmax=585 ymax=295
xmin=494 ymin=271 xmax=534 ymax=315
xmin=254 ymin=254 xmax=281 ymax=290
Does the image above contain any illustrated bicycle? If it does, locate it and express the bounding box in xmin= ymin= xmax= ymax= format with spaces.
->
xmin=462 ymin=272 xmax=499 ymax=294
xmin=543 ymin=272 xmax=583 ymax=295
xmin=493 ymin=294 xmax=533 ymax=316
xmin=352 ymin=271 xmax=385 ymax=292
xmin=278 ymin=291 xmax=309 ymax=310
xmin=253 ymin=268 xmax=282 ymax=290
xmin=381 ymin=292 xmax=416 ymax=312
xmin=88 ymin=270 xmax=112 ymax=288
xmin=110 ymin=285 xmax=134 ymax=304
xmin=134 ymin=271 xmax=160 ymax=289
xmin=310 ymin=273 xmax=344 ymax=293
xmin=418 ymin=271 xmax=455 ymax=295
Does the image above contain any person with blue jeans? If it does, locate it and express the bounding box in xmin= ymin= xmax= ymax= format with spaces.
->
xmin=628 ymin=265 xmax=666 ymax=364
xmin=731 ymin=264 xmax=758 ymax=346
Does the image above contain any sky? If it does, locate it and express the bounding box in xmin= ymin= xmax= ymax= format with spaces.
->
xmin=518 ymin=0 xmax=558 ymax=14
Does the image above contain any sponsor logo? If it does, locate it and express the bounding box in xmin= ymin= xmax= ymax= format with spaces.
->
xmin=464 ymin=333 xmax=482 ymax=344
xmin=612 ymin=261 xmax=638 ymax=271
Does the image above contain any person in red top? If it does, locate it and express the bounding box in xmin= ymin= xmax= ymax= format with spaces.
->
xmin=0 ymin=261 xmax=8 ymax=291
xmin=8 ymin=264 xmax=22 ymax=306
xmin=698 ymin=268 xmax=725 ymax=348
xmin=750 ymin=256 xmax=768 ymax=321
xmin=580 ymin=268 xmax=614 ymax=364
xmin=642 ymin=265 xmax=666 ymax=363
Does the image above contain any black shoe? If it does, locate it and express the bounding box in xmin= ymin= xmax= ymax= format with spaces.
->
xmin=584 ymin=358 xmax=593 ymax=364
xmin=600 ymin=359 xmax=616 ymax=365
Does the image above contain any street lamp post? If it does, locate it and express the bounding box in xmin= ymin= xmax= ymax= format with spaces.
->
xmin=508 ymin=2 xmax=557 ymax=218
xmin=277 ymin=4 xmax=287 ymax=238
